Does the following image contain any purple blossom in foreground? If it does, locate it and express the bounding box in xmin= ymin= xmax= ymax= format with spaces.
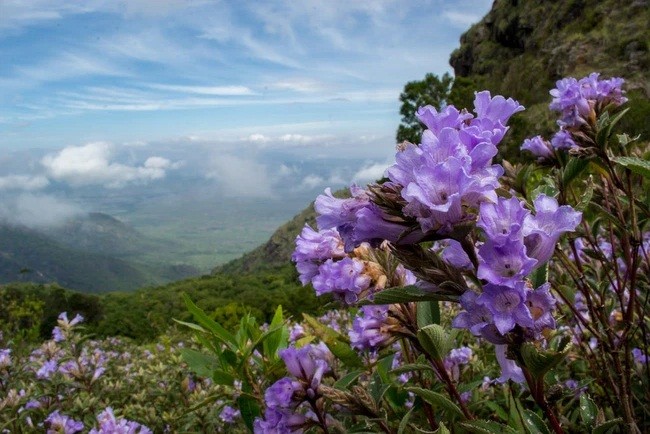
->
xmin=89 ymin=407 xmax=152 ymax=433
xmin=523 ymin=194 xmax=582 ymax=265
xmin=477 ymin=239 xmax=537 ymax=287
xmin=551 ymin=129 xmax=577 ymax=150
xmin=292 ymin=226 xmax=345 ymax=264
xmin=526 ymin=283 xmax=556 ymax=333
xmin=477 ymin=196 xmax=529 ymax=245
xmin=521 ymin=135 xmax=554 ymax=160
xmin=473 ymin=91 xmax=525 ymax=125
xmin=265 ymin=377 xmax=301 ymax=409
xmin=219 ymin=405 xmax=241 ymax=424
xmin=441 ymin=240 xmax=472 ymax=270
xmin=279 ymin=343 xmax=331 ymax=400
xmin=254 ymin=408 xmax=306 ymax=434
xmin=315 ymin=186 xmax=370 ymax=251
xmin=45 ymin=411 xmax=84 ymax=434
xmin=549 ymin=73 xmax=626 ymax=127
xmin=495 ymin=345 xmax=525 ymax=384
xmin=478 ymin=282 xmax=534 ymax=335
xmin=311 ymin=257 xmax=371 ymax=304
xmin=349 ymin=305 xmax=390 ymax=351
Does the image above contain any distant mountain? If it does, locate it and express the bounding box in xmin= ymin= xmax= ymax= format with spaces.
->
xmin=0 ymin=216 xmax=199 ymax=293
xmin=42 ymin=212 xmax=182 ymax=258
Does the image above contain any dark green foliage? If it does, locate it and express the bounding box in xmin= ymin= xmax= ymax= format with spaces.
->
xmin=396 ymin=73 xmax=453 ymax=144
xmin=0 ymin=283 xmax=102 ymax=341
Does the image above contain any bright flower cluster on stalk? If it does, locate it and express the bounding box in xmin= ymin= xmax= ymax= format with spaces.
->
xmin=290 ymin=89 xmax=582 ymax=386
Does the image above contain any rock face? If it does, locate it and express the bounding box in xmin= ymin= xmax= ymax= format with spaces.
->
xmin=449 ymin=0 xmax=650 ymax=159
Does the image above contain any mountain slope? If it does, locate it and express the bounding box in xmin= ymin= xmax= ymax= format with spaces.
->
xmin=0 ymin=223 xmax=198 ymax=293
xmin=449 ymin=0 xmax=650 ymax=159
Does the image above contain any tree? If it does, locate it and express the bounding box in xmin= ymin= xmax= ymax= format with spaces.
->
xmin=396 ymin=72 xmax=453 ymax=144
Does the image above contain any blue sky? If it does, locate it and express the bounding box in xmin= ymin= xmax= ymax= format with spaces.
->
xmin=0 ymin=0 xmax=492 ymax=218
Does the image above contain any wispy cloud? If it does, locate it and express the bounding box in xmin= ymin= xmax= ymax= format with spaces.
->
xmin=0 ymin=174 xmax=49 ymax=191
xmin=0 ymin=193 xmax=83 ymax=228
xmin=147 ymin=84 xmax=256 ymax=96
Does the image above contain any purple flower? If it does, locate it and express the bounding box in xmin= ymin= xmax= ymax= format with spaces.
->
xmin=477 ymin=282 xmax=534 ymax=335
xmin=477 ymin=239 xmax=537 ymax=287
xmin=549 ymin=77 xmax=590 ymax=127
xmin=632 ymin=348 xmax=648 ymax=365
xmin=525 ymin=283 xmax=556 ymax=332
xmin=441 ymin=240 xmax=472 ymax=269
xmin=311 ymin=257 xmax=371 ymax=304
xmin=315 ymin=186 xmax=370 ymax=250
xmin=0 ymin=349 xmax=11 ymax=369
xmin=289 ymin=324 xmax=305 ymax=343
xmin=349 ymin=305 xmax=390 ymax=351
xmin=521 ymin=136 xmax=554 ymax=160
xmin=444 ymin=346 xmax=473 ymax=381
xmin=279 ymin=344 xmax=331 ymax=399
xmin=401 ymin=157 xmax=470 ymax=232
xmin=551 ymin=129 xmax=577 ymax=150
xmin=416 ymin=105 xmax=473 ymax=134
xmin=473 ymin=91 xmax=525 ymax=125
xmin=219 ymin=405 xmax=241 ymax=424
xmin=523 ymin=194 xmax=582 ymax=265
xmin=89 ymin=407 xmax=152 ymax=433
xmin=292 ymin=225 xmax=345 ymax=263
xmin=452 ymin=291 xmax=493 ymax=336
xmin=265 ymin=377 xmax=301 ymax=409
xmin=37 ymin=359 xmax=58 ymax=379
xmin=477 ymin=196 xmax=529 ymax=245
xmin=45 ymin=411 xmax=84 ymax=434
xmin=494 ymin=345 xmax=525 ymax=384
xmin=253 ymin=408 xmax=306 ymax=434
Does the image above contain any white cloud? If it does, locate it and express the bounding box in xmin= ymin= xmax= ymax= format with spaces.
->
xmin=41 ymin=142 xmax=175 ymax=188
xmin=299 ymin=174 xmax=325 ymax=190
xmin=205 ymin=154 xmax=275 ymax=198
xmin=268 ymin=78 xmax=326 ymax=93
xmin=0 ymin=193 xmax=82 ymax=228
xmin=148 ymin=84 xmax=256 ymax=96
xmin=352 ymin=162 xmax=388 ymax=183
xmin=0 ymin=175 xmax=49 ymax=191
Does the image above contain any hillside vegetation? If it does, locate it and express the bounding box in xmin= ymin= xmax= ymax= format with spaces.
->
xmin=449 ymin=0 xmax=650 ymax=159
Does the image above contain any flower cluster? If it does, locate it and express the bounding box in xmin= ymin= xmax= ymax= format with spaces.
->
xmin=254 ymin=343 xmax=332 ymax=433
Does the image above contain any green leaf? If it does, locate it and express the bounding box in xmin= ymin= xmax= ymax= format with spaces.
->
xmin=334 ymin=370 xmax=364 ymax=390
xmin=435 ymin=422 xmax=451 ymax=434
xmin=263 ymin=305 xmax=288 ymax=360
xmin=417 ymin=300 xmax=440 ymax=327
xmin=183 ymin=293 xmax=238 ymax=349
xmin=367 ymin=285 xmax=458 ymax=304
xmin=417 ymin=324 xmax=451 ymax=361
xmin=522 ymin=410 xmax=551 ymax=434
xmin=604 ymin=107 xmax=630 ymax=141
xmin=390 ymin=363 xmax=435 ymax=376
xmin=179 ymin=348 xmax=219 ymax=378
xmin=579 ymin=394 xmax=598 ymax=426
xmin=520 ymin=343 xmax=568 ymax=380
xmin=612 ymin=156 xmax=650 ymax=179
xmin=397 ymin=406 xmax=415 ymax=434
xmin=457 ymin=420 xmax=520 ymax=434
xmin=211 ymin=369 xmax=236 ymax=386
xmin=529 ymin=263 xmax=548 ymax=289
xmin=406 ymin=387 xmax=464 ymax=420
xmin=237 ymin=394 xmax=260 ymax=432
xmin=562 ymin=158 xmax=590 ymax=187
xmin=592 ymin=418 xmax=623 ymax=434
